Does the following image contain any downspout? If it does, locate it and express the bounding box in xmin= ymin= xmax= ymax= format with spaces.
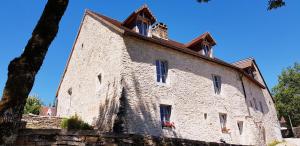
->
xmin=239 ymin=74 xmax=252 ymax=117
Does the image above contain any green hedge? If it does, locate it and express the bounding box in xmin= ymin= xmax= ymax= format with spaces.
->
xmin=60 ymin=114 xmax=93 ymax=130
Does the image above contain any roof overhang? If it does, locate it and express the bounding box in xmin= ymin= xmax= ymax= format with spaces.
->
xmin=185 ymin=32 xmax=217 ymax=51
xmin=122 ymin=5 xmax=156 ymax=27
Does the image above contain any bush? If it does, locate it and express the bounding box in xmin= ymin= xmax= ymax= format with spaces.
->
xmin=60 ymin=114 xmax=93 ymax=130
xmin=23 ymin=95 xmax=42 ymax=115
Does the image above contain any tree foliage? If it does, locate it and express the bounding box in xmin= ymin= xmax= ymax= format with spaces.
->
xmin=23 ymin=96 xmax=42 ymax=115
xmin=197 ymin=0 xmax=286 ymax=10
xmin=272 ymin=63 xmax=300 ymax=127
xmin=0 ymin=0 xmax=68 ymax=144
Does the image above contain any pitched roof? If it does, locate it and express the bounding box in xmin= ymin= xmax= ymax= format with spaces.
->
xmin=122 ymin=4 xmax=157 ymax=27
xmin=185 ymin=32 xmax=217 ymax=48
xmin=56 ymin=9 xmax=267 ymax=97
xmin=232 ymin=57 xmax=255 ymax=69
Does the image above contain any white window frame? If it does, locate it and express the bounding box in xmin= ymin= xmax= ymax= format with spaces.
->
xmin=156 ymin=60 xmax=168 ymax=84
xmin=219 ymin=113 xmax=227 ymax=129
xmin=160 ymin=104 xmax=172 ymax=128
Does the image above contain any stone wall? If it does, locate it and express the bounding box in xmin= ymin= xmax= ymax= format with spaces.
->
xmin=121 ymin=35 xmax=282 ymax=145
xmin=56 ymin=13 xmax=124 ymax=126
xmin=22 ymin=114 xmax=62 ymax=129
xmin=293 ymin=126 xmax=300 ymax=138
xmin=56 ymin=10 xmax=282 ymax=145
xmin=16 ymin=129 xmax=251 ymax=146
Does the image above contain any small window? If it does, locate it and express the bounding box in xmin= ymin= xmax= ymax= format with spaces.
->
xmin=219 ymin=113 xmax=227 ymax=131
xmin=204 ymin=113 xmax=207 ymax=119
xmin=237 ymin=121 xmax=243 ymax=135
xmin=156 ymin=60 xmax=168 ymax=83
xmin=67 ymin=88 xmax=72 ymax=95
xmin=137 ymin=20 xmax=149 ymax=36
xmin=97 ymin=74 xmax=102 ymax=84
xmin=160 ymin=105 xmax=171 ymax=127
xmin=203 ymin=45 xmax=210 ymax=56
xmin=259 ymin=101 xmax=264 ymax=113
xmin=212 ymin=75 xmax=221 ymax=94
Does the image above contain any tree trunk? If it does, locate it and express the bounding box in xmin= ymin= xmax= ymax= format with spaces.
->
xmin=0 ymin=0 xmax=68 ymax=144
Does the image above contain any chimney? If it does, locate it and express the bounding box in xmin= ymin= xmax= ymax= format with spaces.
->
xmin=152 ymin=22 xmax=168 ymax=40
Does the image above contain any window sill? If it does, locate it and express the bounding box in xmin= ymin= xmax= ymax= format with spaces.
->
xmin=156 ymin=82 xmax=168 ymax=87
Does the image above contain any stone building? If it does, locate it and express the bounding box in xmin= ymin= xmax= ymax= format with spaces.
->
xmin=56 ymin=5 xmax=282 ymax=145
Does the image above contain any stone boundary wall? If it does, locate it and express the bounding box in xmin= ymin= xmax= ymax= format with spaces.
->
xmin=22 ymin=114 xmax=62 ymax=129
xmin=293 ymin=126 xmax=300 ymax=138
xmin=16 ymin=129 xmax=252 ymax=146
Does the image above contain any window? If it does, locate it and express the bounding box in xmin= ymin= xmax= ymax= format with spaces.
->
xmin=156 ymin=60 xmax=168 ymax=83
xmin=160 ymin=105 xmax=172 ymax=127
xmin=203 ymin=45 xmax=210 ymax=56
xmin=212 ymin=75 xmax=221 ymax=94
xmin=67 ymin=87 xmax=72 ymax=95
xmin=137 ymin=20 xmax=149 ymax=36
xmin=237 ymin=121 xmax=243 ymax=135
xmin=259 ymin=101 xmax=264 ymax=113
xmin=97 ymin=74 xmax=102 ymax=84
xmin=204 ymin=113 xmax=207 ymax=119
xmin=219 ymin=113 xmax=227 ymax=132
xmin=244 ymin=67 xmax=255 ymax=78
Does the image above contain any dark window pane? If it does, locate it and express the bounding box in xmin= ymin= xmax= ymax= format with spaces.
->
xmin=156 ymin=60 xmax=161 ymax=82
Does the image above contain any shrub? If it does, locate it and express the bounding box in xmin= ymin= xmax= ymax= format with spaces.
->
xmin=60 ymin=114 xmax=93 ymax=130
xmin=23 ymin=95 xmax=42 ymax=115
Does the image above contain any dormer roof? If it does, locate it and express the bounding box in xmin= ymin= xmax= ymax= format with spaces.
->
xmin=232 ymin=57 xmax=255 ymax=69
xmin=185 ymin=32 xmax=216 ymax=51
xmin=122 ymin=4 xmax=157 ymax=27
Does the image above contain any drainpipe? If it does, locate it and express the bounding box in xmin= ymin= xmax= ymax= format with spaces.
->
xmin=239 ymin=74 xmax=252 ymax=117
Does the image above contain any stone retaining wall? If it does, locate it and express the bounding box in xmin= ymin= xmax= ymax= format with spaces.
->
xmin=16 ymin=129 xmax=251 ymax=146
xmin=293 ymin=126 xmax=300 ymax=138
xmin=22 ymin=114 xmax=62 ymax=129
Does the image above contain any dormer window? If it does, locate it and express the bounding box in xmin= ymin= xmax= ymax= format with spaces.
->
xmin=244 ymin=67 xmax=256 ymax=78
xmin=122 ymin=5 xmax=156 ymax=37
xmin=137 ymin=16 xmax=149 ymax=36
xmin=203 ymin=44 xmax=210 ymax=56
xmin=185 ymin=32 xmax=216 ymax=58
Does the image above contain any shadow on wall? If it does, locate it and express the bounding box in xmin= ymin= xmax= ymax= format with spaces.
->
xmin=93 ymin=75 xmax=172 ymax=137
xmin=123 ymin=36 xmax=270 ymax=116
xmin=93 ymin=79 xmax=119 ymax=132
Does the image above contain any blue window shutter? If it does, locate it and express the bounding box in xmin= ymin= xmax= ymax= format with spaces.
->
xmin=162 ymin=61 xmax=168 ymax=83
xmin=161 ymin=61 xmax=166 ymax=83
xmin=156 ymin=60 xmax=161 ymax=82
xmin=212 ymin=75 xmax=217 ymax=93
xmin=217 ymin=76 xmax=221 ymax=93
xmin=160 ymin=105 xmax=164 ymax=122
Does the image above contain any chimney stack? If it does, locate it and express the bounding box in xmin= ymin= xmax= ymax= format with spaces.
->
xmin=152 ymin=22 xmax=168 ymax=40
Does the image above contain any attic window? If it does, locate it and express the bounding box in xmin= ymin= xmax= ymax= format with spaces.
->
xmin=244 ymin=67 xmax=255 ymax=78
xmin=203 ymin=44 xmax=210 ymax=56
xmin=136 ymin=13 xmax=150 ymax=36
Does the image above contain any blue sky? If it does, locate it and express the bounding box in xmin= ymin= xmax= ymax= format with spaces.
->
xmin=0 ymin=1 xmax=299 ymax=105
